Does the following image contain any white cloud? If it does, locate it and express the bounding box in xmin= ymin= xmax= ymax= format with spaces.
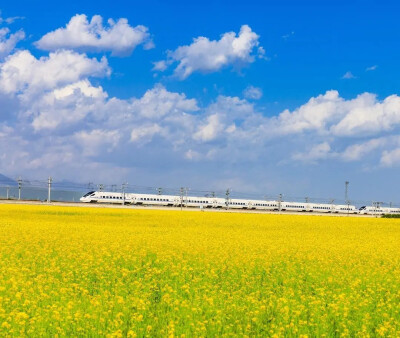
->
xmin=0 ymin=27 xmax=25 ymax=59
xmin=74 ymin=129 xmax=120 ymax=156
xmin=0 ymin=11 xmax=24 ymax=25
xmin=0 ymin=50 xmax=109 ymax=95
xmin=271 ymin=90 xmax=342 ymax=134
xmin=130 ymin=84 xmax=199 ymax=119
xmin=130 ymin=124 xmax=162 ymax=144
xmin=243 ymin=85 xmax=262 ymax=100
xmin=193 ymin=114 xmax=224 ymax=142
xmin=268 ymin=91 xmax=400 ymax=138
xmin=184 ymin=149 xmax=201 ymax=160
xmin=292 ymin=142 xmax=332 ymax=162
xmin=381 ymin=148 xmax=400 ymax=167
xmin=35 ymin=14 xmax=153 ymax=56
xmin=366 ymin=65 xmax=377 ymax=71
xmin=193 ymin=95 xmax=255 ymax=143
xmin=31 ymin=80 xmax=108 ymax=130
xmin=330 ymin=94 xmax=400 ymax=136
xmin=342 ymin=71 xmax=355 ymax=79
xmin=152 ymin=60 xmax=167 ymax=72
xmin=156 ymin=25 xmax=263 ymax=79
xmin=341 ymin=138 xmax=387 ymax=161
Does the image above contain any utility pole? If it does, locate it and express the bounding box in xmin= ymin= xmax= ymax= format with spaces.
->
xmin=157 ymin=187 xmax=162 ymax=195
xmin=305 ymin=197 xmax=309 ymax=203
xmin=278 ymin=194 xmax=283 ymax=212
xmin=185 ymin=187 xmax=188 ymax=208
xmin=344 ymin=181 xmax=350 ymax=215
xmin=376 ymin=201 xmax=383 ymax=218
xmin=330 ymin=199 xmax=335 ymax=212
xmin=111 ymin=184 xmax=117 ymax=192
xmin=122 ymin=183 xmax=128 ymax=205
xmin=17 ymin=176 xmax=22 ymax=200
xmin=180 ymin=187 xmax=184 ymax=210
xmin=211 ymin=191 xmax=215 ymax=198
xmin=47 ymin=176 xmax=52 ymax=203
xmin=6 ymin=186 xmax=9 ymax=200
xmin=345 ymin=181 xmax=349 ymax=204
xmin=98 ymin=184 xmax=104 ymax=192
xmin=225 ymin=189 xmax=230 ymax=209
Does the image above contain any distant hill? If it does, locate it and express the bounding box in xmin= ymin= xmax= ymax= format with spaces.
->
xmin=0 ymin=174 xmax=17 ymax=186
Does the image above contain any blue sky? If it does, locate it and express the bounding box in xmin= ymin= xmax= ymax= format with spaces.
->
xmin=1 ymin=0 xmax=400 ymax=203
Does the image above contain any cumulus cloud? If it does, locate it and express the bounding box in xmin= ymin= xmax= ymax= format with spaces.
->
xmin=31 ymin=80 xmax=108 ymax=130
xmin=381 ymin=148 xmax=400 ymax=167
xmin=271 ymin=90 xmax=342 ymax=134
xmin=292 ymin=142 xmax=332 ymax=163
xmin=0 ymin=27 xmax=25 ymax=59
xmin=268 ymin=91 xmax=400 ymax=138
xmin=130 ymin=124 xmax=163 ymax=144
xmin=155 ymin=25 xmax=263 ymax=79
xmin=74 ymin=129 xmax=120 ymax=156
xmin=152 ymin=60 xmax=168 ymax=72
xmin=330 ymin=94 xmax=400 ymax=136
xmin=341 ymin=138 xmax=387 ymax=161
xmin=130 ymin=84 xmax=199 ymax=119
xmin=0 ymin=50 xmax=109 ymax=96
xmin=193 ymin=95 xmax=255 ymax=143
xmin=194 ymin=114 xmax=225 ymax=142
xmin=35 ymin=14 xmax=153 ymax=56
xmin=243 ymin=85 xmax=262 ymax=100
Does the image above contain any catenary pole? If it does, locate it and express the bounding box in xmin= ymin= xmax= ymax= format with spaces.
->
xmin=47 ymin=176 xmax=52 ymax=203
xmin=18 ymin=176 xmax=22 ymax=200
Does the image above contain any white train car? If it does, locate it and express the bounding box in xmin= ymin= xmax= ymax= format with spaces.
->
xmin=212 ymin=198 xmax=226 ymax=208
xmin=80 ymin=191 xmax=133 ymax=204
xmin=281 ymin=202 xmax=308 ymax=212
xmin=227 ymin=198 xmax=250 ymax=209
xmin=184 ymin=196 xmax=213 ymax=208
xmin=311 ymin=203 xmax=335 ymax=213
xmin=358 ymin=206 xmax=400 ymax=215
xmin=251 ymin=200 xmax=279 ymax=211
xmin=383 ymin=207 xmax=400 ymax=215
xmin=333 ymin=204 xmax=358 ymax=214
xmin=132 ymin=193 xmax=178 ymax=206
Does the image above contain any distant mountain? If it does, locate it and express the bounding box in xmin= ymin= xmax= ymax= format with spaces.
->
xmin=0 ymin=174 xmax=17 ymax=186
xmin=51 ymin=180 xmax=89 ymax=191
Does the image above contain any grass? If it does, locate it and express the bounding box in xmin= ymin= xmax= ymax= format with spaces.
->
xmin=0 ymin=204 xmax=400 ymax=336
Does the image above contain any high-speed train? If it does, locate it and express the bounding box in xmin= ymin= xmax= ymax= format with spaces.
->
xmin=80 ymin=191 xmax=363 ymax=214
xmin=358 ymin=206 xmax=400 ymax=215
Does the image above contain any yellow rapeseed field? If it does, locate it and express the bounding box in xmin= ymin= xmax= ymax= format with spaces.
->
xmin=0 ymin=204 xmax=400 ymax=337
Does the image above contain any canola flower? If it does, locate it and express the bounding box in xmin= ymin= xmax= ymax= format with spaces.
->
xmin=0 ymin=204 xmax=400 ymax=336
